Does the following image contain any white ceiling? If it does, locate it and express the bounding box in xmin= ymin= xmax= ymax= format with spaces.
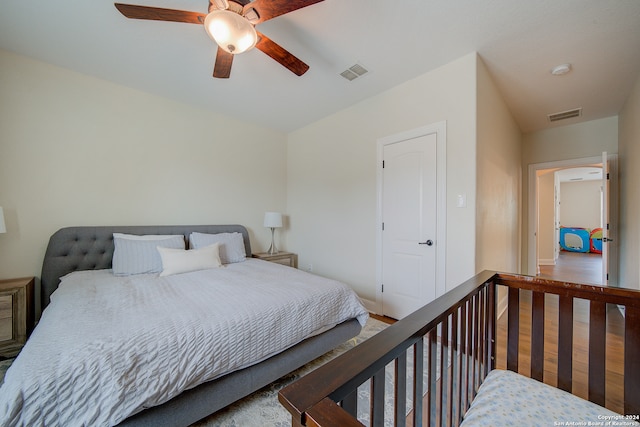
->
xmin=1 ymin=0 xmax=639 ymax=133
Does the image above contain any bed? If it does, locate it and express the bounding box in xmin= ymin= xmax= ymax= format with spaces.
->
xmin=0 ymin=225 xmax=368 ymax=427
xmin=279 ymin=271 xmax=640 ymax=427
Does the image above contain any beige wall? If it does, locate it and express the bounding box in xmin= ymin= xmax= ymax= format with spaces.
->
xmin=537 ymin=171 xmax=556 ymax=263
xmin=475 ymin=56 xmax=522 ymax=275
xmin=0 ymin=50 xmax=288 ymax=295
xmin=560 ymin=180 xmax=602 ymax=230
xmin=521 ymin=117 xmax=618 ymax=273
xmin=618 ymin=72 xmax=640 ymax=290
xmin=287 ymin=53 xmax=478 ymax=305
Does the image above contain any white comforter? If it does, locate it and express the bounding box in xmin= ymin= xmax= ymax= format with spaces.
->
xmin=0 ymin=259 xmax=368 ymax=427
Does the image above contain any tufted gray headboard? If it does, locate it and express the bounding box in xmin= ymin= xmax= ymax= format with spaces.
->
xmin=40 ymin=225 xmax=252 ymax=309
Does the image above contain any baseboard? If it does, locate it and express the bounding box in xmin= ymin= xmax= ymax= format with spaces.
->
xmin=360 ymin=297 xmax=378 ymax=315
xmin=538 ymin=258 xmax=556 ymax=266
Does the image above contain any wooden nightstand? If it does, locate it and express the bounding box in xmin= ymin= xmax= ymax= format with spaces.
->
xmin=252 ymin=252 xmax=298 ymax=268
xmin=0 ymin=277 xmax=35 ymax=358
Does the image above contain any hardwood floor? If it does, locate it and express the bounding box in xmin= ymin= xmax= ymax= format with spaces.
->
xmin=538 ymin=250 xmax=602 ymax=285
xmin=369 ymin=313 xmax=396 ymax=324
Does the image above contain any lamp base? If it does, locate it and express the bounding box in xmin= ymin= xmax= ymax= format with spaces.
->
xmin=267 ymin=227 xmax=278 ymax=255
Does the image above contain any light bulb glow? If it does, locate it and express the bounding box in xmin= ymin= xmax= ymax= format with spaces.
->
xmin=204 ymin=10 xmax=257 ymax=54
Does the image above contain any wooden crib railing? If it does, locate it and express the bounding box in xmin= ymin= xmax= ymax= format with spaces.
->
xmin=278 ymin=271 xmax=640 ymax=427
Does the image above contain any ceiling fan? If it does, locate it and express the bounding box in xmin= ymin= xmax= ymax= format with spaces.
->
xmin=114 ymin=0 xmax=324 ymax=78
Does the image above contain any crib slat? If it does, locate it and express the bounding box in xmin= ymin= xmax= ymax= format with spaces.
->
xmin=414 ymin=337 xmax=424 ymax=427
xmin=487 ymin=283 xmax=496 ymax=372
xmin=588 ymin=300 xmax=606 ymax=406
xmin=395 ymin=352 xmax=407 ymax=427
xmin=441 ymin=314 xmax=449 ymax=426
xmin=557 ymin=295 xmax=574 ymax=393
xmin=341 ymin=390 xmax=357 ymax=418
xmin=472 ymin=293 xmax=480 ymax=392
xmin=507 ymin=287 xmax=519 ymax=372
xmin=427 ymin=330 xmax=436 ymax=427
xmin=458 ymin=302 xmax=467 ymax=420
xmin=625 ymin=306 xmax=640 ymax=415
xmin=465 ymin=297 xmax=475 ymax=409
xmin=478 ymin=289 xmax=486 ymax=379
xmin=531 ymin=291 xmax=545 ymax=382
xmin=450 ymin=310 xmax=458 ymax=427
xmin=371 ymin=367 xmax=385 ymax=427
xmin=433 ymin=325 xmax=442 ymax=426
xmin=482 ymin=287 xmax=490 ymax=377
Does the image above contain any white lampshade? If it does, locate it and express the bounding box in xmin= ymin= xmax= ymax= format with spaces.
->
xmin=0 ymin=207 xmax=6 ymax=234
xmin=264 ymin=212 xmax=283 ymax=228
xmin=204 ymin=9 xmax=257 ymax=54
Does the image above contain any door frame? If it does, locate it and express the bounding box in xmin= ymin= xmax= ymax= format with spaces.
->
xmin=375 ymin=121 xmax=447 ymax=315
xmin=527 ymin=154 xmax=618 ymax=285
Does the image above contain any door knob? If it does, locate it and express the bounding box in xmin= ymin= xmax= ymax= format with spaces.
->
xmin=419 ymin=240 xmax=434 ymax=246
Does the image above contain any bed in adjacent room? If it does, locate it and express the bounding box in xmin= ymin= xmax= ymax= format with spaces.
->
xmin=0 ymin=225 xmax=368 ymax=427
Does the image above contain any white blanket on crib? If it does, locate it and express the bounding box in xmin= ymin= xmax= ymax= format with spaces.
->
xmin=461 ymin=369 xmax=639 ymax=426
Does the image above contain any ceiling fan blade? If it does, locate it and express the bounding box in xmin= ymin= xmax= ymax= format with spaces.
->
xmin=114 ymin=3 xmax=205 ymax=24
xmin=255 ymin=32 xmax=309 ymax=76
xmin=213 ymin=48 xmax=234 ymax=78
xmin=243 ymin=0 xmax=324 ymax=25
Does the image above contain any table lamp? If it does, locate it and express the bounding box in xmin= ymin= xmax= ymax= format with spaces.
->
xmin=264 ymin=212 xmax=282 ymax=255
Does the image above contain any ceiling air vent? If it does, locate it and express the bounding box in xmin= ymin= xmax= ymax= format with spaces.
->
xmin=340 ymin=63 xmax=369 ymax=81
xmin=548 ymin=108 xmax=582 ymax=122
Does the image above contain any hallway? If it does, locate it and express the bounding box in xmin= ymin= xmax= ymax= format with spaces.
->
xmin=538 ymin=251 xmax=602 ymax=285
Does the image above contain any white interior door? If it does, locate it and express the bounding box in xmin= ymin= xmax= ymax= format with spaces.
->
xmin=602 ymin=151 xmax=610 ymax=286
xmin=381 ymin=133 xmax=437 ymax=319
xmin=554 ymin=172 xmax=561 ymax=262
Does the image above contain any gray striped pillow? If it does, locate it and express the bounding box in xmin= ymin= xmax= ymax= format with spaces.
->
xmin=112 ymin=233 xmax=185 ymax=276
xmin=188 ymin=232 xmax=246 ymax=264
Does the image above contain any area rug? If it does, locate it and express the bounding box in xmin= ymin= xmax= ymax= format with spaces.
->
xmin=192 ymin=317 xmax=389 ymax=427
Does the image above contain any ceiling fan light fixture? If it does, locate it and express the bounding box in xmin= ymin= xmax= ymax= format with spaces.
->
xmin=204 ymin=9 xmax=257 ymax=54
xmin=212 ymin=0 xmax=229 ymax=10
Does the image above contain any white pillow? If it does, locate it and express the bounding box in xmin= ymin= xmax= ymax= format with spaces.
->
xmin=188 ymin=232 xmax=246 ymax=264
xmin=112 ymin=233 xmax=185 ymax=276
xmin=158 ymin=243 xmax=222 ymax=276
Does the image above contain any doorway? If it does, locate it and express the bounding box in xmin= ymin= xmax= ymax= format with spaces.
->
xmin=528 ymin=154 xmax=618 ymax=286
xmin=376 ymin=122 xmax=446 ymax=319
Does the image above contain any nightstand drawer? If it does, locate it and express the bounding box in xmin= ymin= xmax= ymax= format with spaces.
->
xmin=0 ymin=277 xmax=35 ymax=358
xmin=252 ymin=252 xmax=298 ymax=268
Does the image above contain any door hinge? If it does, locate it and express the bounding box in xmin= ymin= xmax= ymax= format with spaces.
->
xmin=606 ymin=173 xmax=610 ymax=180
xmin=381 ymin=284 xmax=384 ymax=292
xmin=607 ymin=223 xmax=610 ymax=230
xmin=382 ymin=222 xmax=384 ymax=231
xmin=382 ymin=160 xmax=385 ymax=168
